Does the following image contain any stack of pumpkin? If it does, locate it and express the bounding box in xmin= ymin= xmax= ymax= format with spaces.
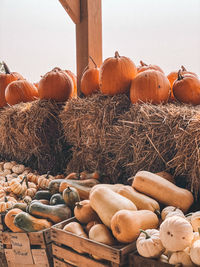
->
xmin=56 ymin=170 xmax=200 ymax=265
xmin=0 ymin=62 xmax=77 ymax=108
xmin=80 ymin=51 xmax=200 ymax=106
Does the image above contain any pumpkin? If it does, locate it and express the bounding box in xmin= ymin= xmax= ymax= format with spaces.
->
xmin=37 ymin=172 xmax=54 ymax=189
xmin=137 ymin=60 xmax=164 ymax=74
xmin=111 ymin=209 xmax=159 ymax=243
xmin=190 ymin=211 xmax=200 ymax=232
xmin=89 ymin=186 xmax=137 ymax=228
xmin=9 ymin=176 xmax=27 ymax=195
xmin=14 ymin=212 xmax=52 ymax=232
xmin=136 ymin=229 xmax=165 ymax=258
xmin=85 ymin=220 xmax=101 ymax=234
xmin=79 ymin=170 xmax=100 ymax=180
xmin=0 ymin=62 xmax=24 ymax=107
xmin=62 ymin=186 xmax=80 ymax=209
xmin=27 ymin=172 xmax=39 ymax=184
xmin=161 ymin=206 xmax=185 ymax=221
xmin=130 ymin=70 xmax=170 ymax=104
xmin=167 ymin=65 xmax=198 ymax=101
xmin=4 ymin=161 xmax=17 ymax=170
xmin=64 ymin=69 xmax=77 ymax=98
xmin=4 ymin=208 xmax=24 ymax=232
xmin=172 ymin=70 xmax=200 ymax=105
xmin=12 ymin=164 xmax=25 ymax=174
xmin=89 ymin=224 xmax=115 ymax=260
xmin=38 ymin=67 xmax=73 ymax=101
xmin=34 ymin=190 xmax=52 ymax=201
xmin=0 ymin=197 xmax=17 ymax=213
xmin=159 ymin=216 xmax=194 ymax=252
xmin=99 ymin=51 xmax=137 ymax=95
xmin=80 ymin=56 xmax=100 ymax=96
xmin=190 ymin=239 xmax=200 ymax=265
xmin=169 ymin=249 xmax=195 ymax=266
xmin=132 ymin=171 xmax=194 ymax=213
xmin=74 ymin=199 xmax=99 ymax=224
xmin=5 ymin=80 xmax=38 ymax=105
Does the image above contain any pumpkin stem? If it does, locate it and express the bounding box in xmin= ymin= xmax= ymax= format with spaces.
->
xmin=140 ymin=229 xmax=151 ymax=239
xmin=89 ymin=56 xmax=97 ymax=68
xmin=181 ymin=65 xmax=187 ymax=72
xmin=25 ymin=176 xmax=29 ymax=188
xmin=177 ymin=69 xmax=184 ymax=80
xmin=3 ymin=61 xmax=11 ymax=74
xmin=5 ymin=175 xmax=8 ymax=182
xmin=20 ymin=175 xmax=27 ymax=185
xmin=75 ymin=202 xmax=83 ymax=209
xmin=140 ymin=60 xmax=148 ymax=67
xmin=46 ymin=171 xmax=51 ymax=179
xmin=4 ymin=196 xmax=8 ymax=202
xmin=198 ymin=227 xmax=200 ymax=236
xmin=185 ymin=212 xmax=193 ymax=217
xmin=114 ymin=51 xmax=120 ymax=58
xmin=127 ymin=176 xmax=134 ymax=184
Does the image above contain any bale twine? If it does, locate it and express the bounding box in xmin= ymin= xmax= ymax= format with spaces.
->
xmin=0 ymin=100 xmax=71 ymax=174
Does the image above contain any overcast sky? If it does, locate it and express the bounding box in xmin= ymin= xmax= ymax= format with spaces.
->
xmin=0 ymin=0 xmax=200 ymax=82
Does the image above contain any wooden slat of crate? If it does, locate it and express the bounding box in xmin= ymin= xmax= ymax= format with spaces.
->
xmin=52 ymin=243 xmax=110 ymax=267
xmin=129 ymin=252 xmax=173 ymax=267
xmin=54 ymin=257 xmax=75 ymax=267
xmin=51 ymin=217 xmax=136 ymax=266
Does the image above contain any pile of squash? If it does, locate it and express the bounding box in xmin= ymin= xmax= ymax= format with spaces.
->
xmin=58 ymin=170 xmax=200 ymax=265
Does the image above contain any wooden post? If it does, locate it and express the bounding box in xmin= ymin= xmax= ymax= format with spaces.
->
xmin=59 ymin=0 xmax=102 ymax=94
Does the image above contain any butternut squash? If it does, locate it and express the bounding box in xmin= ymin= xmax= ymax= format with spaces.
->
xmin=29 ymin=202 xmax=71 ymax=223
xmin=89 ymin=187 xmax=137 ymax=228
xmin=14 ymin=212 xmax=52 ymax=232
xmin=90 ymin=184 xmax=160 ymax=213
xmin=63 ymin=221 xmax=87 ymax=253
xmin=111 ymin=209 xmax=159 ymax=243
xmin=59 ymin=179 xmax=99 ymax=199
xmin=74 ymin=200 xmax=100 ymax=224
xmin=132 ymin=171 xmax=194 ymax=213
xmin=89 ymin=224 xmax=115 ymax=260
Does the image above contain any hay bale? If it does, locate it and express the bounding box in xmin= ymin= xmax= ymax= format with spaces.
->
xmin=60 ymin=93 xmax=131 ymax=182
xmin=170 ymin=112 xmax=200 ymax=196
xmin=0 ymin=100 xmax=71 ymax=174
xmin=61 ymin=94 xmax=200 ymax=195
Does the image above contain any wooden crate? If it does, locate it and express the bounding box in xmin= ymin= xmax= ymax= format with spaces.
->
xmin=1 ymin=227 xmax=53 ymax=267
xmin=51 ymin=217 xmax=136 ymax=267
xmin=129 ymin=252 xmax=174 ymax=267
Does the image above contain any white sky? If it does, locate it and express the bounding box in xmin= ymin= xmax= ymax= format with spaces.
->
xmin=0 ymin=0 xmax=200 ymax=83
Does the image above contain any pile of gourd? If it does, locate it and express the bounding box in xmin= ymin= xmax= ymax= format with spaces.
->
xmin=59 ymin=170 xmax=200 ymax=265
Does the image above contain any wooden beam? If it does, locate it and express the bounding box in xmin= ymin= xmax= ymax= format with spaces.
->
xmin=59 ymin=0 xmax=102 ymax=94
xmin=59 ymin=0 xmax=80 ymax=24
xmin=76 ymin=0 xmax=102 ymax=93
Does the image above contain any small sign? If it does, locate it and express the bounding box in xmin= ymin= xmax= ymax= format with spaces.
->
xmin=10 ymin=233 xmax=34 ymax=264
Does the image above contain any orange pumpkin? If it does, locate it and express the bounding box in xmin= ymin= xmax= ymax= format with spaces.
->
xmin=137 ymin=60 xmax=164 ymax=74
xmin=167 ymin=66 xmax=198 ymax=101
xmin=0 ymin=62 xmax=24 ymax=107
xmin=38 ymin=67 xmax=73 ymax=101
xmin=5 ymin=80 xmax=38 ymax=105
xmin=64 ymin=70 xmax=77 ymax=98
xmin=130 ymin=70 xmax=170 ymax=104
xmin=99 ymin=51 xmax=137 ymax=95
xmin=4 ymin=208 xmax=24 ymax=232
xmin=172 ymin=70 xmax=200 ymax=105
xmin=81 ymin=57 xmax=100 ymax=96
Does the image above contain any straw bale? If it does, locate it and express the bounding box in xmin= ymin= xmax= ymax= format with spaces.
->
xmin=0 ymin=100 xmax=71 ymax=174
xmin=61 ymin=93 xmax=200 ymax=195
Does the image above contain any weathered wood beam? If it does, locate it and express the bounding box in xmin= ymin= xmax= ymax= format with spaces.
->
xmin=59 ymin=0 xmax=80 ymax=24
xmin=59 ymin=0 xmax=102 ymax=94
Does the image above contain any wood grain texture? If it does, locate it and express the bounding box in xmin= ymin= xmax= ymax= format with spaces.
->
xmin=59 ymin=0 xmax=80 ymax=24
